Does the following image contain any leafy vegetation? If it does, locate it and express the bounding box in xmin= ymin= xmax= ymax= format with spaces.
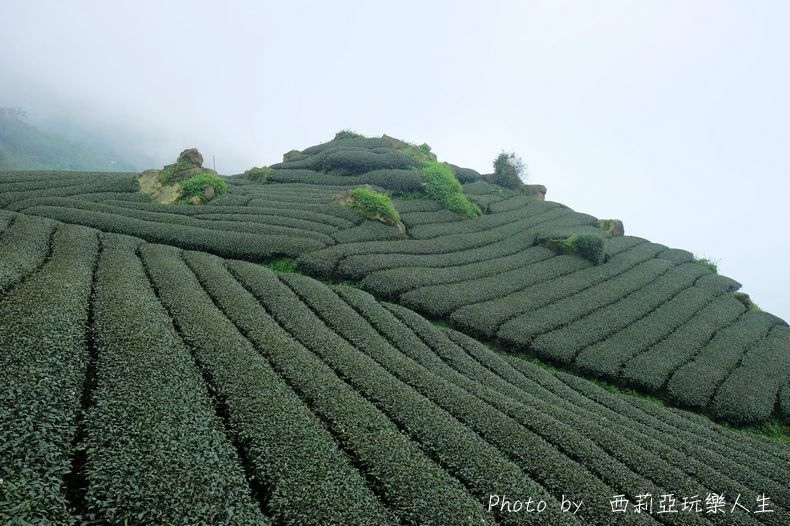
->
xmin=541 ymin=234 xmax=606 ymax=264
xmin=262 ymin=257 xmax=298 ymax=273
xmin=421 ymin=161 xmax=481 ymax=218
xmin=179 ymin=171 xmax=228 ymax=204
xmin=1 ymin=132 xmax=789 ymax=523
xmin=244 ymin=166 xmax=272 ymax=183
xmin=333 ymin=129 xmax=365 ymax=140
xmin=345 ymin=187 xmax=400 ymax=226
xmin=490 ymin=151 xmax=526 ymax=189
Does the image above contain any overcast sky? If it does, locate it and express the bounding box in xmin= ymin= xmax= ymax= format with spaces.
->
xmin=1 ymin=0 xmax=788 ymax=320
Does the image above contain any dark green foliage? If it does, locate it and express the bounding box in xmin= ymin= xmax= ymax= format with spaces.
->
xmin=408 ymin=201 xmax=562 ymax=240
xmin=22 ymin=205 xmax=326 ymax=260
xmin=712 ymin=326 xmax=790 ymax=425
xmin=321 ymin=149 xmax=421 ymax=176
xmin=421 ymin=161 xmax=481 ymax=218
xmin=541 ymin=234 xmax=606 ymax=264
xmin=266 ymin=168 xmax=423 ymax=193
xmin=571 ymin=275 xmax=738 ymax=380
xmin=449 ymin=164 xmax=482 ymax=183
xmin=0 ymin=213 xmax=56 ymax=293
xmin=401 ymin=253 xmax=588 ymax=318
xmin=0 ymin=173 xmax=139 ymax=208
xmin=158 ymin=159 xmax=198 ymax=185
xmin=391 ymin=198 xmax=443 ymax=213
xmin=244 ymin=166 xmax=272 ymax=183
xmin=84 ymin=235 xmax=264 ymax=524
xmin=498 ymin=258 xmax=677 ymax=349
xmin=142 ymin=246 xmax=391 ymax=525
xmin=399 ymin=208 xmax=463 ymax=227
xmin=300 ymin=136 xmax=392 ymax=156
xmin=0 ymin=225 xmax=97 ymax=524
xmin=180 ymin=172 xmax=229 ymax=204
xmin=620 ymin=294 xmax=747 ymax=392
xmin=245 ymin=269 xmax=564 ymax=526
xmin=780 ymin=382 xmax=790 ymax=422
xmin=542 ymin=264 xmax=716 ymax=368
xmin=360 ymin=246 xmax=556 ymax=300
xmin=2 ymin=213 xmax=790 ymax=520
xmin=331 ymin=221 xmax=407 ymax=243
xmin=262 ymin=257 xmax=298 ymax=273
xmin=490 ymin=151 xmax=526 ymax=189
xmin=363 ymin=169 xmax=425 ymax=193
xmin=212 ymin=261 xmax=493 ymax=525
xmin=346 ymin=187 xmax=400 ymax=225
xmin=275 ymin=144 xmax=420 ymax=176
xmin=452 ymin=241 xmax=668 ymax=338
xmin=667 ymin=311 xmax=785 ymax=410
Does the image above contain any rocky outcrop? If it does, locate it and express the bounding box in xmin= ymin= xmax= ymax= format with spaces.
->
xmin=177 ymin=148 xmax=204 ymax=167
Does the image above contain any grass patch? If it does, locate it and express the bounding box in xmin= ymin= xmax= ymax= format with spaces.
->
xmin=529 ymin=357 xmax=558 ymax=373
xmin=346 ymin=187 xmax=401 ymax=226
xmin=244 ymin=166 xmax=272 ymax=183
xmin=179 ymin=172 xmax=228 ymax=204
xmin=422 ymin=161 xmax=481 ymax=218
xmin=262 ymin=257 xmax=298 ymax=273
xmin=732 ymin=291 xmax=761 ymax=312
xmin=693 ymin=257 xmax=718 ymax=274
xmin=723 ymin=420 xmax=790 ymax=441
xmin=589 ymin=378 xmax=666 ymax=406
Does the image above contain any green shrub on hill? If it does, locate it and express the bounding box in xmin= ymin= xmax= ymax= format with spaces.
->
xmin=490 ymin=151 xmax=526 ymax=189
xmin=347 ymin=187 xmax=400 ymax=226
xmin=693 ymin=256 xmax=718 ymax=273
xmin=541 ymin=234 xmax=606 ymax=264
xmin=158 ymin=159 xmax=196 ymax=185
xmin=422 ymin=161 xmax=481 ymax=218
xmin=334 ymin=129 xmax=365 ymax=140
xmin=180 ymin=172 xmax=228 ymax=204
xmin=244 ymin=166 xmax=272 ymax=183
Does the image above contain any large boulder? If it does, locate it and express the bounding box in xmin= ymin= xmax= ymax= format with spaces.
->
xmin=177 ymin=148 xmax=204 ymax=167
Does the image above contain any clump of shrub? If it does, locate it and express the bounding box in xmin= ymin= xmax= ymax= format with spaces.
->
xmin=179 ymin=172 xmax=228 ymax=204
xmin=159 ymin=159 xmax=198 ymax=185
xmin=334 ymin=129 xmax=365 ymax=140
xmin=693 ymin=257 xmax=718 ymax=274
xmin=422 ymin=161 xmax=481 ymax=218
xmin=733 ymin=291 xmax=761 ymax=312
xmin=244 ymin=166 xmax=272 ymax=183
xmin=263 ymin=257 xmax=298 ymax=273
xmin=345 ymin=187 xmax=401 ymax=226
xmin=489 ymin=151 xmax=526 ymax=189
xmin=542 ymin=234 xmax=606 ymax=264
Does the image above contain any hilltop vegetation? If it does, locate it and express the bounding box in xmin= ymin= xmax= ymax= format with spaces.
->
xmin=0 ymin=131 xmax=788 ymax=523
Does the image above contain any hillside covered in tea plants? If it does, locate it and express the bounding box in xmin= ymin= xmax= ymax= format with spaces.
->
xmin=0 ymin=132 xmax=787 ymax=524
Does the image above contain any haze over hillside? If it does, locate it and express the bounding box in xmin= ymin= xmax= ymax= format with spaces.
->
xmin=0 ymin=109 xmax=139 ymax=172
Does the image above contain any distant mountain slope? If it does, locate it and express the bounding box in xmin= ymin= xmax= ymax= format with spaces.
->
xmin=0 ymin=109 xmax=137 ymax=171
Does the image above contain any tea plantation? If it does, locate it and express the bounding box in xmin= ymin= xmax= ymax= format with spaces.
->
xmin=0 ymin=133 xmax=787 ymax=524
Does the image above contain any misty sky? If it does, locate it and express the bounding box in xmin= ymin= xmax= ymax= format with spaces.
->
xmin=1 ymin=0 xmax=789 ymax=320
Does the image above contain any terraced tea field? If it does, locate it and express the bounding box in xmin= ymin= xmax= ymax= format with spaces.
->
xmin=0 ymin=133 xmax=787 ymax=524
xmin=0 ymin=210 xmax=787 ymax=524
